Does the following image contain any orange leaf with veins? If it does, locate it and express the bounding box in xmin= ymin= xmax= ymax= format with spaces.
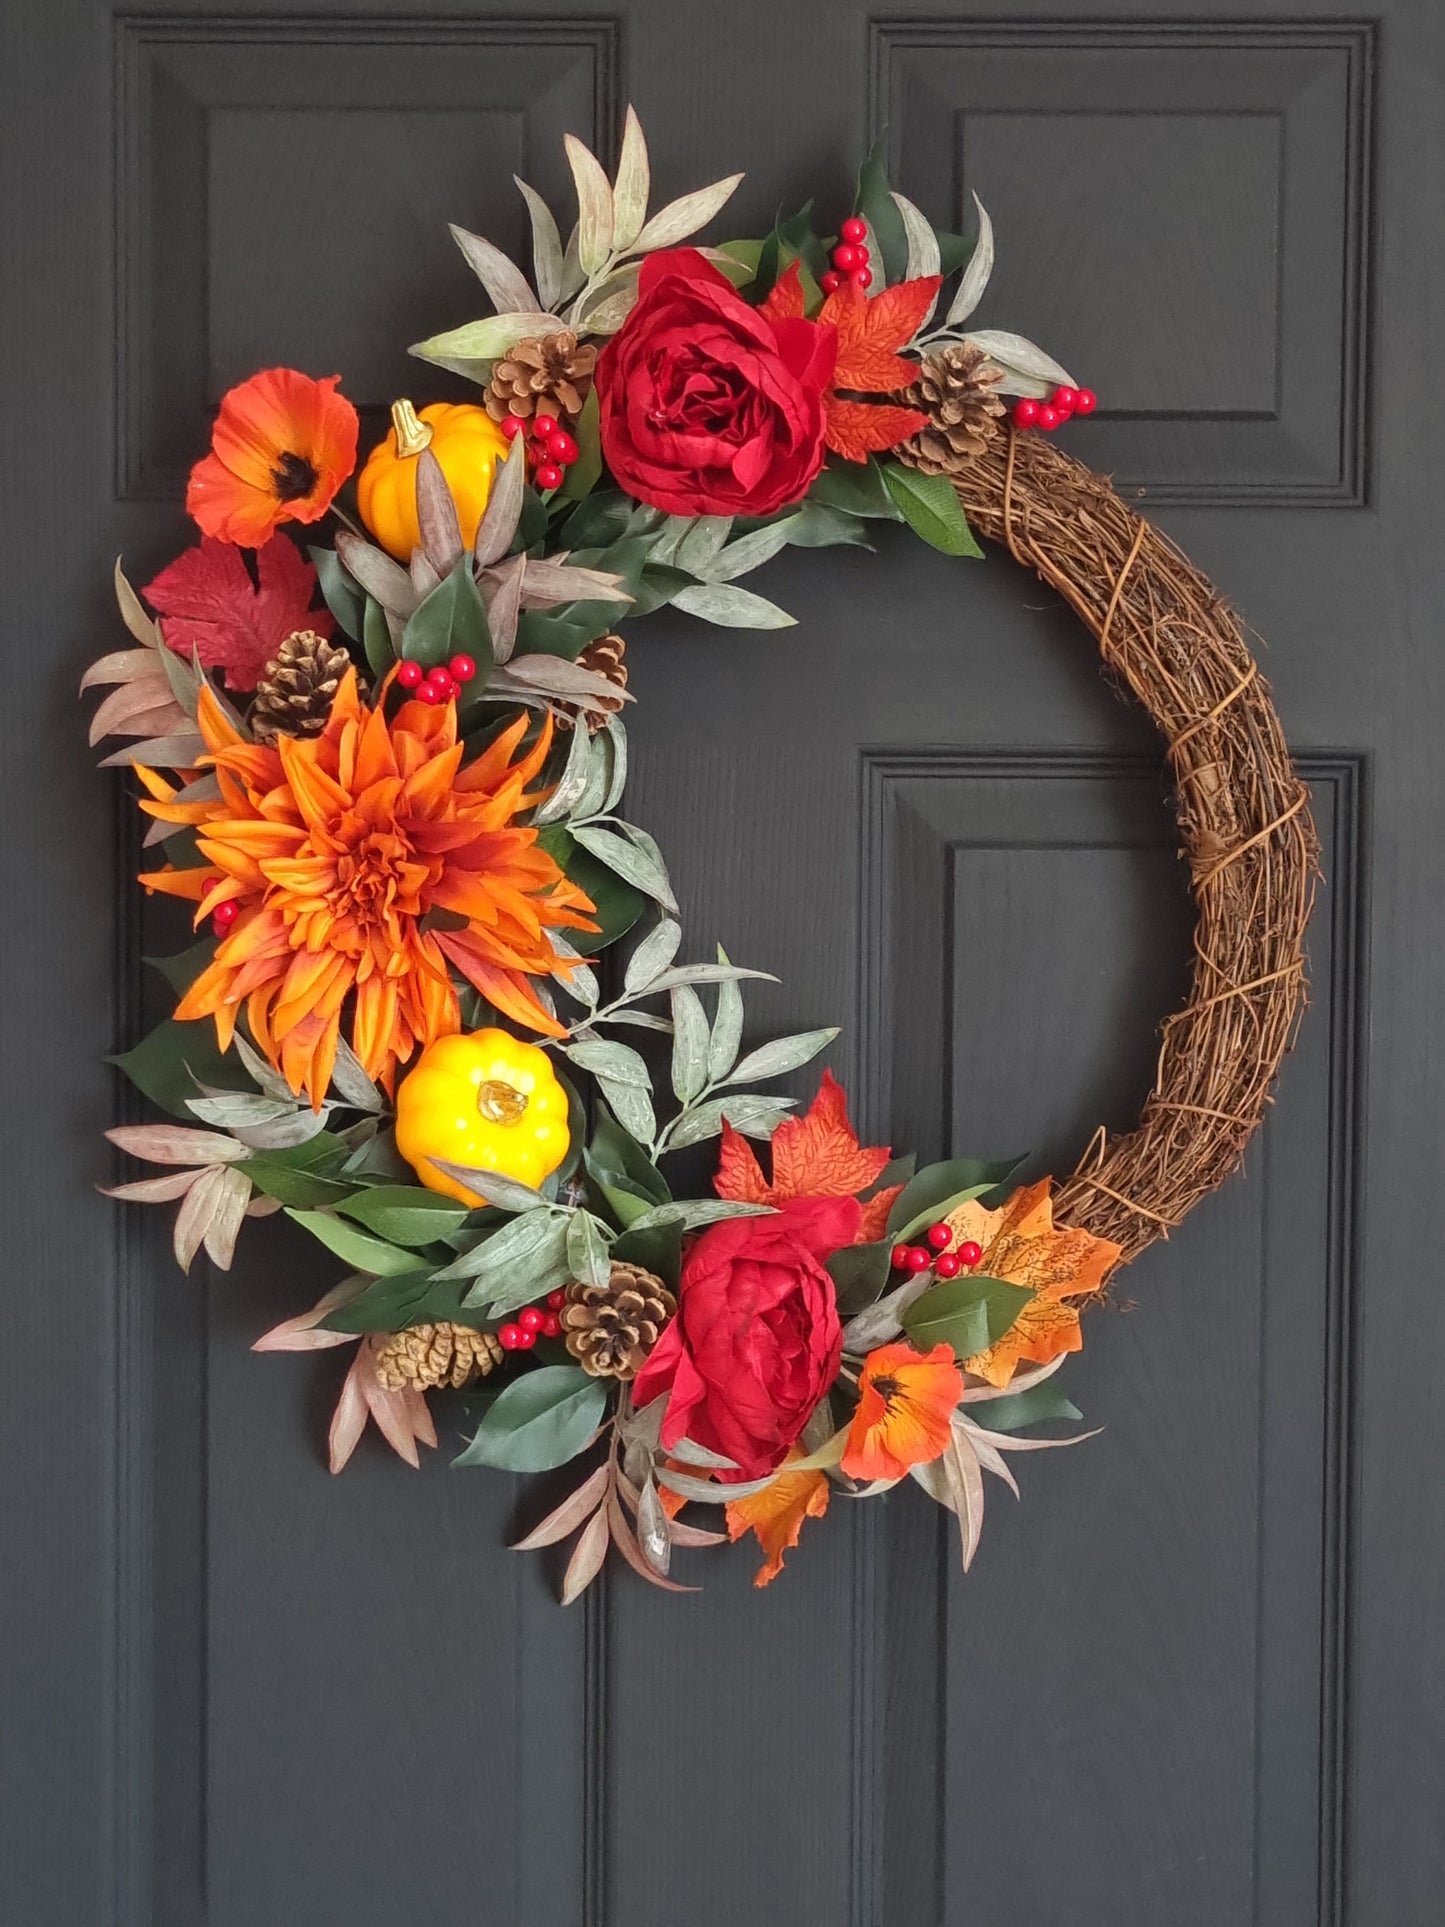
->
xmin=757 ymin=259 xmax=806 ymax=322
xmin=714 ymin=1070 xmax=902 ymax=1240
xmin=824 ymin=397 xmax=929 ymax=463
xmin=944 ymin=1180 xmax=1122 ymax=1387
xmin=817 ymin=275 xmax=942 ymax=392
xmin=725 ymin=1450 xmax=830 ymax=1586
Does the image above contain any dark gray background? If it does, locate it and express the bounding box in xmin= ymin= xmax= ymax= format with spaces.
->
xmin=3 ymin=3 xmax=1438 ymax=1923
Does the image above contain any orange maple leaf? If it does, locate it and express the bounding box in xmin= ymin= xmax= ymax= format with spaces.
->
xmin=757 ymin=258 xmax=807 ymax=322
xmin=715 ymin=1069 xmax=902 ymax=1239
xmin=725 ymin=1449 xmax=830 ymax=1586
xmin=944 ymin=1180 xmax=1122 ymax=1387
xmin=824 ymin=397 xmax=929 ymax=463
xmin=818 ymin=275 xmax=941 ymax=392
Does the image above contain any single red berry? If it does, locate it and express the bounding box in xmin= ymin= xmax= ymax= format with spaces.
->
xmin=448 ymin=653 xmax=477 ymax=683
xmin=832 ymin=242 xmax=862 ymax=272
xmin=905 ymin=1245 xmax=933 ymax=1273
xmin=934 ymin=1251 xmax=962 ymax=1279
xmin=850 ymin=265 xmax=873 ymax=290
xmin=820 ymin=270 xmax=842 ymax=294
xmin=500 ymin=414 xmax=526 ymax=440
xmin=1074 ymin=388 xmax=1097 ymax=415
xmin=532 ymin=414 xmax=559 ymax=441
xmin=926 ymin=1222 xmax=953 ymax=1250
xmin=545 ymin=1287 xmax=566 ymax=1310
xmin=519 ymin=1305 xmax=544 ymax=1333
xmin=1036 ymin=404 xmax=1060 ymax=431
xmin=958 ymin=1240 xmax=984 ymax=1268
xmin=840 ymin=216 xmax=868 ymax=244
xmin=540 ymin=1311 xmax=562 ymax=1339
xmin=1013 ymin=397 xmax=1040 ymax=428
xmin=211 ymin=897 xmax=238 ymax=926
xmin=498 ymin=1323 xmax=523 ymax=1351
xmin=546 ymin=430 xmax=579 ymax=465
xmin=425 ymin=669 xmax=455 ymax=700
xmin=395 ymin=659 xmax=424 ymax=689
xmin=514 ymin=1327 xmax=538 ymax=1350
xmin=1052 ymin=386 xmax=1078 ymax=414
xmin=535 ymin=461 xmax=564 ymax=491
xmin=891 ymin=1243 xmax=912 ymax=1270
xmin=413 ymin=682 xmax=441 ymax=705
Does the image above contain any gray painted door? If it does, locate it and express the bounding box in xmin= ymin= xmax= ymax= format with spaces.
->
xmin=3 ymin=3 xmax=1438 ymax=1923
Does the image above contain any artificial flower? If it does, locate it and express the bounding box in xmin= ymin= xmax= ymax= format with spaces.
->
xmin=631 ymin=1195 xmax=853 ymax=1480
xmin=725 ymin=1449 xmax=830 ymax=1587
xmin=759 ymin=262 xmax=937 ymax=461
xmin=947 ymin=1180 xmax=1121 ymax=1386
xmin=841 ymin=1341 xmax=963 ymax=1482
xmin=596 ymin=248 xmax=836 ymax=517
xmin=714 ymin=1068 xmax=903 ymax=1240
xmin=144 ymin=533 xmax=335 ymax=692
xmin=138 ymin=670 xmax=596 ymax=1105
xmin=187 ymin=367 xmax=359 ymax=545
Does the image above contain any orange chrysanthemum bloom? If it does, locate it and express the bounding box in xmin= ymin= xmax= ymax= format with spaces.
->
xmin=187 ymin=368 xmax=359 ymax=545
xmin=841 ymin=1342 xmax=964 ymax=1483
xmin=138 ymin=670 xmax=596 ymax=1106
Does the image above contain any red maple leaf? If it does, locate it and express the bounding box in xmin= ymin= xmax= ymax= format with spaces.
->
xmin=824 ymin=397 xmax=929 ymax=463
xmin=144 ymin=533 xmax=334 ymax=692
xmin=757 ymin=259 xmax=807 ymax=323
xmin=715 ymin=1069 xmax=903 ymax=1242
xmin=819 ymin=275 xmax=941 ymax=394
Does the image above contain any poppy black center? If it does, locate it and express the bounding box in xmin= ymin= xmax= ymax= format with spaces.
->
xmin=873 ymin=1375 xmax=900 ymax=1404
xmin=270 ymin=450 xmax=317 ymax=502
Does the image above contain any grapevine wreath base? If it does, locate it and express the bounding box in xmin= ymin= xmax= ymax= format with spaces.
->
xmin=89 ymin=113 xmax=1314 ymax=1598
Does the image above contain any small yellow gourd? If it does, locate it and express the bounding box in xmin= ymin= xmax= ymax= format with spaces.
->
xmin=394 ymin=1029 xmax=572 ymax=1206
xmin=356 ymin=398 xmax=511 ymax=561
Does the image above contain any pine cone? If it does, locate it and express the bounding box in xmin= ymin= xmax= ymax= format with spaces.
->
xmin=373 ymin=1323 xmax=505 ymax=1392
xmin=552 ymin=633 xmax=629 ymax=735
xmin=561 ymin=1262 xmax=676 ymax=1381
xmin=484 ymin=330 xmax=597 ymax=427
xmin=896 ymin=342 xmax=1007 ymax=475
xmin=250 ymin=630 xmax=355 ymax=744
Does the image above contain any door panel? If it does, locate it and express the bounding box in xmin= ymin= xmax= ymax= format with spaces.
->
xmin=4 ymin=3 xmax=1439 ymax=1925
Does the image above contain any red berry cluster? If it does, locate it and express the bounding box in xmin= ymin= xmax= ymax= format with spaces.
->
xmin=395 ymin=653 xmax=479 ymax=706
xmin=498 ymin=1287 xmax=566 ymax=1353
xmin=499 ymin=412 xmax=580 ymax=493
xmin=1013 ymin=385 xmax=1097 ymax=434
xmin=890 ymin=1222 xmax=984 ymax=1281
xmin=820 ymin=215 xmax=874 ymax=295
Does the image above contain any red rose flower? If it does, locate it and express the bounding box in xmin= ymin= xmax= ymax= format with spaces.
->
xmin=596 ymin=248 xmax=837 ymax=518
xmin=632 ymin=1194 xmax=855 ymax=1480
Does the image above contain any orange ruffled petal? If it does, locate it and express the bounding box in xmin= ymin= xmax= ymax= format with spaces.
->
xmin=841 ymin=1342 xmax=963 ymax=1483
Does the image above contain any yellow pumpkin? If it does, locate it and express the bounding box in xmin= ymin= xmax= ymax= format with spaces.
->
xmin=356 ymin=398 xmax=511 ymax=560
xmin=394 ymin=1029 xmax=572 ymax=1206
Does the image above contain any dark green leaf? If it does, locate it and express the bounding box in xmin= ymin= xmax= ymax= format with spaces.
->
xmin=935 ymin=229 xmax=972 ymax=278
xmin=555 ymin=386 xmax=601 ymax=504
xmin=561 ymin=489 xmax=634 ymax=552
xmin=854 ymin=140 xmax=909 ymax=285
xmin=285 ymin=1209 xmax=424 ymax=1276
xmin=144 ymin=940 xmax=215 ymax=996
xmin=612 ymin=1216 xmax=684 ymax=1292
xmin=400 ymin=559 xmax=494 ymax=673
xmin=587 ymin=1104 xmax=671 ymax=1205
xmin=974 ymin=1385 xmax=1084 ymax=1433
xmin=627 ymin=563 xmax=695 ymax=616
xmin=514 ymin=601 xmax=626 ymax=661
xmin=886 ymin=1156 xmax=1027 ymax=1238
xmin=808 ymin=457 xmax=904 ymax=520
xmin=362 ymin=595 xmax=394 ymax=680
xmin=783 ymin=501 xmax=875 ymax=550
xmin=881 ymin=463 xmax=984 ymax=558
xmin=110 ymin=1019 xmax=252 ymax=1119
xmin=826 ymin=1239 xmax=894 ymax=1315
xmin=238 ymin=1157 xmax=356 ymax=1210
xmin=320 ymin=1269 xmax=483 ymax=1335
xmin=902 ymin=1273 xmax=1033 ymax=1358
xmin=453 ymin=1365 xmax=608 ymax=1472
xmin=334 ymin=1184 xmax=472 ymax=1247
xmin=310 ymin=546 xmax=366 ymax=642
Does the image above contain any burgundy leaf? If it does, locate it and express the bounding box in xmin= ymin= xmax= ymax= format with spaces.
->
xmin=144 ymin=533 xmax=335 ymax=692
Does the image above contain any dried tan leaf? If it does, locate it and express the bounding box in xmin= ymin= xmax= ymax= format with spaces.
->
xmin=100 ymin=1169 xmax=203 ymax=1204
xmin=561 ymin=1504 xmax=611 ymax=1605
xmin=513 ymin=1463 xmax=611 ymax=1550
xmin=80 ymin=647 xmax=159 ymax=692
xmin=114 ymin=558 xmax=160 ymax=646
xmin=106 ymin=1124 xmax=249 ymax=1165
xmin=200 ymin=1164 xmax=254 ymax=1269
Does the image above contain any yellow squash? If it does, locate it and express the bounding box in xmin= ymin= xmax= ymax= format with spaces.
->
xmin=395 ymin=1029 xmax=571 ymax=1205
xmin=357 ymin=398 xmax=511 ymax=560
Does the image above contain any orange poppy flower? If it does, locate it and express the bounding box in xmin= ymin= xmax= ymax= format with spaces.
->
xmin=725 ymin=1449 xmax=831 ymax=1587
xmin=187 ymin=368 xmax=359 ymax=545
xmin=841 ymin=1342 xmax=963 ymax=1482
xmin=946 ymin=1181 xmax=1121 ymax=1387
xmin=138 ymin=670 xmax=596 ymax=1106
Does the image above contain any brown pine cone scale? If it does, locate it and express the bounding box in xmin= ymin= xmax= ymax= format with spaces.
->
xmin=373 ymin=1323 xmax=504 ymax=1392
xmin=561 ymin=1261 xmax=676 ymax=1381
xmin=896 ymin=342 xmax=1008 ymax=475
xmin=553 ymin=633 xmax=629 ymax=735
xmin=483 ymin=329 xmax=597 ymax=428
xmin=251 ymin=630 xmax=355 ymax=744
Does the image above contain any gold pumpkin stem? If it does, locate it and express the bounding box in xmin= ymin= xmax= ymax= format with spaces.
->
xmin=476 ymin=1079 xmax=528 ymax=1126
xmin=390 ymin=397 xmax=433 ymax=459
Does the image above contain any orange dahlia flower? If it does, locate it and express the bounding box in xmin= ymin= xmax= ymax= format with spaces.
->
xmin=138 ymin=671 xmax=596 ymax=1105
xmin=187 ymin=368 xmax=359 ymax=545
xmin=841 ymin=1342 xmax=964 ymax=1483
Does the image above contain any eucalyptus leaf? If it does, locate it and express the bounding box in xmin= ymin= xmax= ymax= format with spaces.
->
xmin=891 ymin=189 xmax=942 ymax=289
xmin=185 ymin=1091 xmax=296 ymax=1130
xmin=656 ymin=1463 xmax=778 ymax=1505
xmin=601 ymin=716 xmax=628 ymax=813
xmin=669 ymin=985 xmax=710 ymax=1103
xmin=328 ymin=1035 xmax=385 ymax=1113
xmin=230 ymin=1109 xmax=332 ymax=1152
xmin=622 ymin=1198 xmax=775 ymax=1234
xmin=725 ymin=1027 xmax=838 ymax=1086
xmin=665 ymin=1093 xmax=794 ymax=1150
xmin=570 ymin=823 xmax=677 ymax=912
xmin=672 ymin=582 xmax=796 ymax=628
xmin=945 ymin=193 xmax=994 ymax=328
xmin=644 ymin=962 xmax=775 ymax=993
xmin=624 ymin=917 xmax=682 ymax=994
xmin=531 ymin=714 xmax=596 ymax=826
xmin=566 ymin=1209 xmax=612 ymax=1291
xmin=564 ymin=133 xmax=614 ymax=275
xmin=704 ymin=515 xmax=804 ymax=582
xmin=631 ymin=173 xmax=744 ymax=252
xmin=610 ymin=105 xmax=651 ymax=252
xmin=673 ymin=515 xmax=733 ymax=574
xmin=708 ymin=949 xmax=745 ymax=1081
xmin=430 ymin=1163 xmax=551 ymax=1214
xmin=963 ymin=328 xmax=1076 ymax=391
xmin=513 ymin=176 xmax=565 ymax=311
xmin=429 ymin=1207 xmax=558 ymax=1282
xmin=409 ymin=311 xmax=566 ymax=374
xmin=564 ymin=1038 xmax=651 ymax=1088
xmin=597 ymin=1077 xmax=656 ymax=1147
xmin=448 ymin=223 xmax=536 ymax=314
xmin=453 ymin=1365 xmax=607 ymax=1473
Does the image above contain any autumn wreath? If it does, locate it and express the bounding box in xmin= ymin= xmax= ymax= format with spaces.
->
xmin=88 ymin=115 xmax=1313 ymax=1598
